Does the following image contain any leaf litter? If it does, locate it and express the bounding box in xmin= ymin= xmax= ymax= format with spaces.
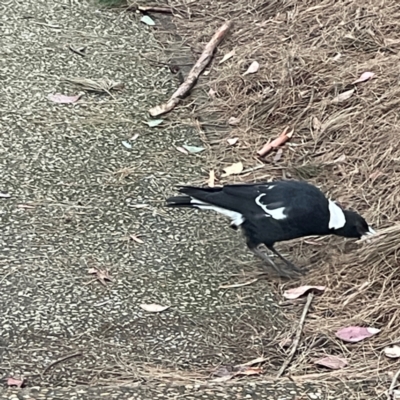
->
xmin=182 ymin=144 xmax=205 ymax=154
xmin=283 ymin=285 xmax=326 ymax=300
xmin=146 ymin=119 xmax=163 ymax=127
xmin=219 ymin=49 xmax=235 ymax=64
xmin=48 ymin=93 xmax=82 ymax=104
xmin=221 ymin=162 xmax=243 ymax=177
xmin=335 ymin=326 xmax=380 ymax=343
xmin=140 ymin=304 xmax=170 ymax=313
xmin=314 ymin=355 xmax=348 ymax=370
xmin=88 ymin=268 xmax=113 ymax=287
xmin=243 ymin=61 xmax=259 ymax=76
xmin=352 ymin=71 xmax=375 ymax=85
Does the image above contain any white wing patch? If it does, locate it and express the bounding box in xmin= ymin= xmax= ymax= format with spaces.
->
xmin=190 ymin=198 xmax=244 ymax=226
xmin=328 ymin=200 xmax=346 ymax=229
xmin=255 ymin=194 xmax=287 ymax=220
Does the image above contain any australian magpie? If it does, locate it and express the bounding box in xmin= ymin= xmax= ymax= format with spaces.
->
xmin=166 ymin=180 xmax=376 ymax=277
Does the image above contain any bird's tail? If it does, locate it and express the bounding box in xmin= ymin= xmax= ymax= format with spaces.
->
xmin=166 ymin=186 xmax=222 ymax=208
xmin=165 ymin=195 xmax=194 ymax=208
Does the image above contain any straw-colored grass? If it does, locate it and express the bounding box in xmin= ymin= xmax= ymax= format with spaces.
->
xmin=160 ymin=0 xmax=400 ymax=383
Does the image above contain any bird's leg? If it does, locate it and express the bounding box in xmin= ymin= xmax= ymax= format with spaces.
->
xmin=250 ymin=247 xmax=293 ymax=278
xmin=267 ymin=245 xmax=305 ymax=275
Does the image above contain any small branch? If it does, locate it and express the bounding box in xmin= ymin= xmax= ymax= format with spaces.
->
xmin=137 ymin=6 xmax=172 ymax=13
xmin=276 ymin=292 xmax=314 ymax=378
xmin=148 ymin=20 xmax=233 ymax=117
xmin=387 ymin=368 xmax=400 ymax=400
xmin=43 ymin=352 xmax=82 ymax=375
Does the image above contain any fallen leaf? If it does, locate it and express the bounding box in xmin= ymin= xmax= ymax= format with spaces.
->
xmin=384 ymin=345 xmax=400 ymax=359
xmin=304 ymin=239 xmax=323 ymax=246
xmin=48 ymin=93 xmax=82 ymax=104
xmin=332 ymin=52 xmax=342 ymax=61
xmin=219 ymin=278 xmax=259 ymax=289
xmin=0 ymin=192 xmax=11 ymax=198
xmin=257 ymin=127 xmax=294 ymax=157
xmin=88 ymin=268 xmax=113 ymax=286
xmin=122 ymin=140 xmax=132 ymax=149
xmin=352 ymin=71 xmax=375 ymax=84
xmin=141 ymin=15 xmax=155 ymax=26
xmin=273 ymin=148 xmax=283 ymax=162
xmin=283 ymin=285 xmax=326 ymax=300
xmin=235 ymin=367 xmax=263 ymax=376
xmin=219 ymin=49 xmax=235 ymax=64
xmin=140 ymin=303 xmax=170 ymax=313
xmin=228 ymin=116 xmax=241 ymax=126
xmin=332 ymin=89 xmax=354 ymax=104
xmin=130 ymin=133 xmax=139 ymax=141
xmin=130 ymin=234 xmax=144 ymax=244
xmin=208 ymin=170 xmax=215 ymax=187
xmin=129 ymin=204 xmax=149 ymax=208
xmin=176 ymin=146 xmax=189 ymax=155
xmin=335 ymin=326 xmax=380 ymax=343
xmin=315 ymin=355 xmax=347 ymax=370
xmin=182 ymin=145 xmax=205 ymax=154
xmin=227 ymin=137 xmax=238 ymax=146
xmin=221 ymin=161 xmax=243 ymax=177
xmin=146 ymin=119 xmax=163 ymax=127
xmin=243 ymin=61 xmax=260 ymax=76
xmin=7 ymin=377 xmax=23 ymax=388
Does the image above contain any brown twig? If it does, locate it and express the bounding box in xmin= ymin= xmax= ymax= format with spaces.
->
xmin=276 ymin=293 xmax=314 ymax=378
xmin=387 ymin=368 xmax=400 ymax=400
xmin=43 ymin=352 xmax=82 ymax=375
xmin=137 ymin=6 xmax=172 ymax=13
xmin=148 ymin=20 xmax=233 ymax=117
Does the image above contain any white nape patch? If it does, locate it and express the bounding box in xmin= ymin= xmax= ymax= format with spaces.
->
xmin=328 ymin=200 xmax=346 ymax=229
xmin=190 ymin=198 xmax=244 ymax=226
xmin=255 ymin=194 xmax=287 ymax=220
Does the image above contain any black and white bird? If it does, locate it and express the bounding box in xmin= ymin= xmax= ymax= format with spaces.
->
xmin=166 ymin=180 xmax=376 ymax=277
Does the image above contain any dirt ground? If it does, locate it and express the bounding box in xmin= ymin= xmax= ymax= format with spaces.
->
xmin=0 ymin=0 xmax=395 ymax=399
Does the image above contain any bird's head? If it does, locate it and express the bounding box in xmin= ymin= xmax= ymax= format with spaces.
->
xmin=333 ymin=209 xmax=376 ymax=239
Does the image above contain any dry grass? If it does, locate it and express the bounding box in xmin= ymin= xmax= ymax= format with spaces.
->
xmin=153 ymin=0 xmax=400 ymax=384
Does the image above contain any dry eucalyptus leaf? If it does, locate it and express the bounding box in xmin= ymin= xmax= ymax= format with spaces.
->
xmin=243 ymin=61 xmax=259 ymax=76
xmin=227 ymin=137 xmax=238 ymax=146
xmin=219 ymin=49 xmax=235 ymax=64
xmin=332 ymin=89 xmax=354 ymax=104
xmin=315 ymin=355 xmax=347 ymax=370
xmin=335 ymin=326 xmax=380 ymax=343
xmin=384 ymin=345 xmax=400 ymax=359
xmin=130 ymin=234 xmax=144 ymax=244
xmin=221 ymin=162 xmax=243 ymax=177
xmin=208 ymin=170 xmax=215 ymax=187
xmin=352 ymin=71 xmax=375 ymax=84
xmin=283 ymin=285 xmax=326 ymax=300
xmin=140 ymin=304 xmax=170 ymax=313
xmin=228 ymin=116 xmax=241 ymax=126
xmin=141 ymin=15 xmax=155 ymax=26
xmin=48 ymin=93 xmax=82 ymax=104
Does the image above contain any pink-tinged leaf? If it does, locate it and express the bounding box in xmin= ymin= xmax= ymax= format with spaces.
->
xmin=283 ymin=285 xmax=326 ymax=300
xmin=48 ymin=93 xmax=82 ymax=104
xmin=335 ymin=326 xmax=380 ymax=343
xmin=352 ymin=71 xmax=375 ymax=85
xmin=315 ymin=355 xmax=348 ymax=370
xmin=7 ymin=377 xmax=24 ymax=388
xmin=332 ymin=89 xmax=354 ymax=104
xmin=219 ymin=49 xmax=235 ymax=64
xmin=243 ymin=61 xmax=259 ymax=76
xmin=228 ymin=116 xmax=241 ymax=126
xmin=227 ymin=137 xmax=239 ymax=146
xmin=384 ymin=345 xmax=400 ymax=359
